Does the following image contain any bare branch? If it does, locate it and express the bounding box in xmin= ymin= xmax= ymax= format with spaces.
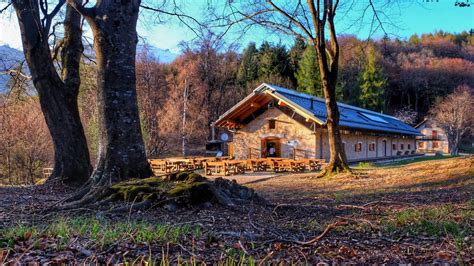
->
xmin=266 ymin=0 xmax=314 ymax=39
xmin=0 ymin=2 xmax=12 ymax=13
xmin=44 ymin=0 xmax=66 ymax=33
xmin=67 ymin=0 xmax=95 ymax=18
xmin=368 ymin=0 xmax=387 ymax=36
xmin=140 ymin=3 xmax=205 ymax=37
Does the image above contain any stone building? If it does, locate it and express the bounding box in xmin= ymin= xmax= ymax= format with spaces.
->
xmin=415 ymin=119 xmax=450 ymax=154
xmin=212 ymin=83 xmax=422 ymax=162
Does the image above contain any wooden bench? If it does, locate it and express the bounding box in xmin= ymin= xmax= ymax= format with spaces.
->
xmin=226 ymin=160 xmax=246 ymax=175
xmin=296 ymin=159 xmax=326 ymax=171
xmin=148 ymin=159 xmax=173 ymax=174
xmin=245 ymin=159 xmax=262 ymax=172
xmin=205 ymin=161 xmax=229 ymax=176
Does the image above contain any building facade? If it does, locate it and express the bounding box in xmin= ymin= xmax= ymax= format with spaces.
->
xmin=213 ymin=84 xmax=421 ymax=162
xmin=415 ymin=119 xmax=450 ymax=154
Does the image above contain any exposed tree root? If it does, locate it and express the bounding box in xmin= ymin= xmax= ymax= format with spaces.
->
xmin=312 ymin=162 xmax=351 ymax=178
xmin=291 ymin=221 xmax=348 ymax=245
xmin=57 ymin=172 xmax=266 ymax=211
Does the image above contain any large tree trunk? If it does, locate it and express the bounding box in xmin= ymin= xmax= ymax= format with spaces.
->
xmin=321 ymin=77 xmax=350 ymax=173
xmin=72 ymin=0 xmax=152 ymax=200
xmin=13 ymin=0 xmax=92 ymax=185
xmin=449 ymin=132 xmax=460 ymax=156
xmin=310 ymin=1 xmax=350 ymax=175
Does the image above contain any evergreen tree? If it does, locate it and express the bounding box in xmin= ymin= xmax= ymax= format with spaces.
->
xmin=408 ymin=34 xmax=421 ymax=45
xmin=295 ymin=46 xmax=322 ymax=96
xmin=257 ymin=42 xmax=292 ymax=80
xmin=358 ymin=45 xmax=386 ymax=112
xmin=236 ymin=42 xmax=259 ymax=86
xmin=289 ymin=38 xmax=307 ymax=74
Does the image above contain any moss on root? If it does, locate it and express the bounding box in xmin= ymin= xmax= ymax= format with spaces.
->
xmin=106 ymin=172 xmax=264 ymax=208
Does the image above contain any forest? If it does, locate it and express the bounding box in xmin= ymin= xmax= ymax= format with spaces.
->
xmin=1 ymin=30 xmax=473 ymax=183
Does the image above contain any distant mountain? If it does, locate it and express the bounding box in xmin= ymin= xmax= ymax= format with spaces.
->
xmin=0 ymin=44 xmax=28 ymax=94
xmin=0 ymin=44 xmax=178 ymax=93
xmin=137 ymin=45 xmax=178 ymax=64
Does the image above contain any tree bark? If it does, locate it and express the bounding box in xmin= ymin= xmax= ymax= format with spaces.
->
xmin=72 ymin=0 xmax=152 ymax=193
xmin=13 ymin=0 xmax=92 ymax=185
xmin=308 ymin=0 xmax=350 ymax=174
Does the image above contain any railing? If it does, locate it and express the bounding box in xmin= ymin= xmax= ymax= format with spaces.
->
xmin=418 ymin=136 xmax=445 ymax=140
xmin=291 ymin=148 xmax=317 ymax=160
xmin=248 ymin=147 xmax=261 ymax=159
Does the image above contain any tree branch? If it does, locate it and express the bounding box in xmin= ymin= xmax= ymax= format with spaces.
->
xmin=266 ymin=0 xmax=314 ymax=39
xmin=66 ymin=0 xmax=95 ymax=18
xmin=368 ymin=0 xmax=388 ymax=36
xmin=44 ymin=0 xmax=66 ymax=34
xmin=140 ymin=4 xmax=205 ymax=37
xmin=0 ymin=2 xmax=12 ymax=14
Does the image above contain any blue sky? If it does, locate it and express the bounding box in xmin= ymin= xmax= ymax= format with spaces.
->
xmin=0 ymin=0 xmax=472 ymax=53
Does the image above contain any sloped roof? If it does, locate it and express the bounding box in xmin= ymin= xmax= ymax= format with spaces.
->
xmin=214 ymin=83 xmax=422 ymax=136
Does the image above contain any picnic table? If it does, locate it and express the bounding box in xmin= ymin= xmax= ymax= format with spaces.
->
xmin=150 ymin=156 xmax=326 ymax=176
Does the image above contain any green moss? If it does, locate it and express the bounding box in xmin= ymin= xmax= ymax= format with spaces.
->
xmin=186 ymin=173 xmax=205 ymax=183
xmin=168 ymin=182 xmax=208 ymax=197
xmin=106 ymin=173 xmax=211 ymax=204
xmin=168 ymin=181 xmax=214 ymax=205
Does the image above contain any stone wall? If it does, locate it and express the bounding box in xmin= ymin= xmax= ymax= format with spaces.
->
xmin=232 ymin=108 xmax=316 ymax=159
xmin=230 ymin=108 xmax=417 ymax=162
xmin=317 ymin=131 xmax=417 ymax=161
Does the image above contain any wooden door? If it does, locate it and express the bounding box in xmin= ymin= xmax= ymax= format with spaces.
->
xmin=261 ymin=138 xmax=281 ymax=158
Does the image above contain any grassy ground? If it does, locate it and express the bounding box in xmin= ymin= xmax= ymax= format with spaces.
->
xmin=0 ymin=156 xmax=472 ymax=264
xmin=354 ymin=154 xmax=458 ymax=168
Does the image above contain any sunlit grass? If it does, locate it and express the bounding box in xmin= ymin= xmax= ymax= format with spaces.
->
xmin=0 ymin=216 xmax=202 ymax=250
xmin=381 ymin=204 xmax=473 ymax=239
xmin=353 ymin=154 xmax=459 ymax=170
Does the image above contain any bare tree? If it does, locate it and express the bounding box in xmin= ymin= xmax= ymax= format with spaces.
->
xmin=67 ymin=0 xmax=152 ymax=204
xmin=0 ymin=97 xmax=53 ymax=185
xmin=394 ymin=106 xmax=417 ymax=125
xmin=10 ymin=0 xmax=92 ymax=185
xmin=136 ymin=47 xmax=170 ymax=157
xmin=429 ymin=85 xmax=473 ymax=155
xmin=223 ymin=0 xmax=349 ymax=174
xmin=221 ymin=0 xmax=395 ymax=175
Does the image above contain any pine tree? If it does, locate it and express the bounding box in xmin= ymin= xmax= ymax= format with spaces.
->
xmin=237 ymin=42 xmax=259 ymax=86
xmin=257 ymin=42 xmax=291 ymax=79
xmin=358 ymin=45 xmax=386 ymax=112
xmin=289 ymin=38 xmax=307 ymax=74
xmin=295 ymin=46 xmax=322 ymax=96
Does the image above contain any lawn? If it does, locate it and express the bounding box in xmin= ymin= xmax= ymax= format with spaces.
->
xmin=354 ymin=154 xmax=459 ymax=169
xmin=0 ymin=156 xmax=472 ymax=264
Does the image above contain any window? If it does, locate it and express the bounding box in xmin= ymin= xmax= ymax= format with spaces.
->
xmin=268 ymin=119 xmax=276 ymax=129
xmin=400 ymin=144 xmax=404 ymax=150
xmin=369 ymin=143 xmax=375 ymax=151
xmin=418 ymin=142 xmax=424 ymax=148
xmin=360 ymin=112 xmax=388 ymax=123
xmin=432 ymin=130 xmax=438 ymax=139
xmin=432 ymin=141 xmax=439 ymax=148
xmin=355 ymin=143 xmax=362 ymax=152
xmin=392 ymin=143 xmax=397 ymax=150
xmin=408 ymin=144 xmax=411 ymax=150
